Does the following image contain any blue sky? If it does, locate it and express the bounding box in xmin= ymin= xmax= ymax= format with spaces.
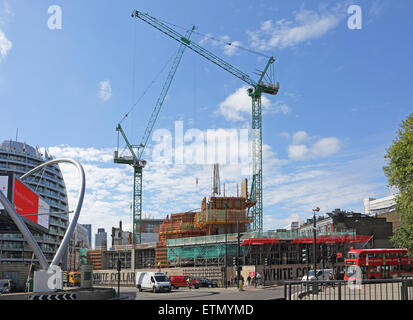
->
xmin=1 ymin=1 xmax=412 ymax=245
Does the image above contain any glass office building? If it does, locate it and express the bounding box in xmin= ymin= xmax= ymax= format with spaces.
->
xmin=0 ymin=140 xmax=69 ymax=269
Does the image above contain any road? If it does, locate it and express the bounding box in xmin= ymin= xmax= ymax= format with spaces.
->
xmin=101 ymin=285 xmax=285 ymax=300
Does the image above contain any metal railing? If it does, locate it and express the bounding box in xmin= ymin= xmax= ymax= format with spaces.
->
xmin=284 ymin=278 xmax=413 ymax=300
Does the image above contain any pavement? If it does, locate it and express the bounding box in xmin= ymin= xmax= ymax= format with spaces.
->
xmin=95 ymin=284 xmax=285 ymax=300
xmin=0 ymin=286 xmax=117 ymax=300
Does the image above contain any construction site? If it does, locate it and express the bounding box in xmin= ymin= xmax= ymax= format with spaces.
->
xmin=102 ymin=10 xmax=388 ymax=285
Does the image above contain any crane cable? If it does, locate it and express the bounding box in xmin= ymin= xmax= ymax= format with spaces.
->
xmin=155 ymin=16 xmax=271 ymax=59
xmin=119 ymin=51 xmax=176 ymax=125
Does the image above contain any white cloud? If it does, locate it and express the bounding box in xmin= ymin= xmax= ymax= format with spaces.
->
xmin=287 ymin=144 xmax=309 ymax=161
xmin=46 ymin=133 xmax=385 ymax=244
xmin=199 ymin=33 xmax=242 ymax=57
xmin=47 ymin=145 xmax=114 ymax=163
xmin=217 ymin=86 xmax=252 ymax=121
xmin=0 ymin=1 xmax=13 ymax=62
xmin=247 ymin=6 xmax=344 ymax=50
xmin=287 ymin=131 xmax=341 ymax=161
xmin=223 ymin=40 xmax=241 ymax=57
xmin=279 ymin=132 xmax=290 ymax=140
xmin=98 ymin=80 xmax=112 ymax=101
xmin=217 ymin=86 xmax=289 ymax=122
xmin=264 ymin=213 xmax=301 ymax=230
xmin=0 ymin=1 xmax=13 ymax=26
xmin=292 ymin=131 xmax=308 ymax=144
xmin=312 ymin=137 xmax=341 ymax=157
xmin=0 ymin=30 xmax=11 ymax=61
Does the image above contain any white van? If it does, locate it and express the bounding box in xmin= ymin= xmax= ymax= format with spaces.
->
xmin=136 ymin=272 xmax=171 ymax=293
xmin=302 ymin=269 xmax=333 ymax=282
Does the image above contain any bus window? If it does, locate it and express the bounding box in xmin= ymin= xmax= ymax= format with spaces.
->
xmin=368 ymin=254 xmax=374 ymax=259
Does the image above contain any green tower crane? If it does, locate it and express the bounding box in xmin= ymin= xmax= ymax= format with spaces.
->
xmin=114 ymin=26 xmax=194 ymax=245
xmin=132 ymin=10 xmax=279 ymax=232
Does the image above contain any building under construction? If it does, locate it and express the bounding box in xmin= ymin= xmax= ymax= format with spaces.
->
xmin=154 ymin=198 xmax=392 ymax=280
xmin=148 ymin=165 xmax=393 ymax=282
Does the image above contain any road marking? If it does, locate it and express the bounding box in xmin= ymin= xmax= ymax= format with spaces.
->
xmin=29 ymin=293 xmax=77 ymax=300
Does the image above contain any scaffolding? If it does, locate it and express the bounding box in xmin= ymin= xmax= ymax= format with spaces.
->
xmin=86 ymin=249 xmax=103 ymax=270
xmin=163 ymin=231 xmax=368 ymax=267
xmin=195 ymin=197 xmax=253 ymax=234
xmin=156 ymin=211 xmax=206 ymax=267
xmin=155 ymin=241 xmax=168 ymax=268
xmin=158 ymin=212 xmax=205 ymax=242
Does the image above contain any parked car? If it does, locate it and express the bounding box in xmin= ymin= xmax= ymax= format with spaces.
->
xmin=0 ymin=279 xmax=16 ymax=294
xmin=169 ymin=275 xmax=200 ymax=289
xmin=302 ymin=269 xmax=334 ymax=284
xmin=136 ymin=272 xmax=171 ymax=293
xmin=193 ymin=277 xmax=217 ymax=288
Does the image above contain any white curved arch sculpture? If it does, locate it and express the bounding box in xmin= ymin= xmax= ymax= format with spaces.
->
xmin=0 ymin=158 xmax=85 ymax=271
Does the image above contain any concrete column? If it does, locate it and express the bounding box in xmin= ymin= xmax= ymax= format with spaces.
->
xmin=131 ymin=248 xmax=135 ymax=270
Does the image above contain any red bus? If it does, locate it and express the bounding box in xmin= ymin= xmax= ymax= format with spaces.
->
xmin=344 ymin=248 xmax=413 ymax=280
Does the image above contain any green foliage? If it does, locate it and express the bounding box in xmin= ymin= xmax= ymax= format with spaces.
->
xmin=383 ymin=113 xmax=413 ymax=254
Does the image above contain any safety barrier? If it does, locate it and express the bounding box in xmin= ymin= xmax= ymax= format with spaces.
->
xmin=284 ymin=278 xmax=413 ymax=300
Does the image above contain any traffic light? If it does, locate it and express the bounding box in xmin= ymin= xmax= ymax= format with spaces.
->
xmin=232 ymin=256 xmax=237 ymax=266
xmin=302 ymin=248 xmax=308 ymax=263
xmin=331 ymin=253 xmax=337 ymax=264
xmin=264 ymin=258 xmax=269 ymax=266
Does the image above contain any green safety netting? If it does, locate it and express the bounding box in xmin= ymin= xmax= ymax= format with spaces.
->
xmin=166 ymin=231 xmax=354 ymax=261
xmin=167 ymin=243 xmax=246 ymax=261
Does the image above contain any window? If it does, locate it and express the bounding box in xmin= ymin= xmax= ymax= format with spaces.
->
xmin=404 ymin=265 xmax=412 ymax=272
xmin=154 ymin=275 xmax=168 ymax=282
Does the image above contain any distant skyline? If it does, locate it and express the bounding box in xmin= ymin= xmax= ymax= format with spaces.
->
xmin=1 ymin=1 xmax=412 ymax=243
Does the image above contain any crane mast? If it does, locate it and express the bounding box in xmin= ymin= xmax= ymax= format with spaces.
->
xmin=115 ymin=26 xmax=194 ymax=245
xmin=132 ymin=10 xmax=279 ymax=232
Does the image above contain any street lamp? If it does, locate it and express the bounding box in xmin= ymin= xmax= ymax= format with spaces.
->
xmin=353 ymin=219 xmax=359 ymax=249
xmin=224 ymin=204 xmax=228 ymax=289
xmin=312 ymin=207 xmax=320 ymax=278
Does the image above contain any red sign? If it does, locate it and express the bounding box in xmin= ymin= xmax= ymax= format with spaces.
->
xmin=13 ymin=178 xmax=39 ymax=224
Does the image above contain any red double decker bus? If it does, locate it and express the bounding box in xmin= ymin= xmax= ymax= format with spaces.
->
xmin=344 ymin=248 xmax=413 ymax=280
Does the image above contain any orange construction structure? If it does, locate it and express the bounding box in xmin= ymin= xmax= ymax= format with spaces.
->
xmin=155 ymin=196 xmax=254 ymax=267
xmin=86 ymin=249 xmax=104 ymax=270
xmin=195 ymin=197 xmax=254 ymax=235
xmin=156 ymin=211 xmax=206 ymax=268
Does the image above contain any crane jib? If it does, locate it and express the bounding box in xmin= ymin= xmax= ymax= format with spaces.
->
xmin=181 ymin=37 xmax=191 ymax=45
xmin=132 ymin=9 xmax=280 ymax=233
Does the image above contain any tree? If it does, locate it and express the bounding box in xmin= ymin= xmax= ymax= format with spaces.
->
xmin=383 ymin=113 xmax=413 ymax=254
